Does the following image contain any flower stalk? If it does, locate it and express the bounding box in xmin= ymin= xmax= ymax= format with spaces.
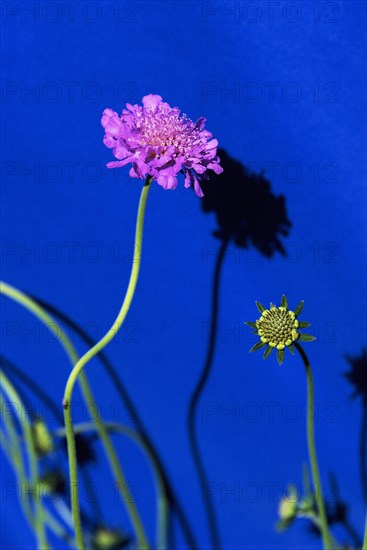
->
xmin=246 ymin=297 xmax=333 ymax=549
xmin=294 ymin=342 xmax=332 ymax=550
xmin=0 ymin=177 xmax=153 ymax=550
xmin=62 ymin=176 xmax=152 ymax=549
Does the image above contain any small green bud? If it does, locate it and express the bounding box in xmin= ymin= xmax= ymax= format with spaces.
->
xmin=31 ymin=420 xmax=53 ymax=456
xmin=37 ymin=471 xmax=66 ymax=496
xmin=91 ymin=527 xmax=129 ymax=550
xmin=278 ymin=495 xmax=298 ymax=521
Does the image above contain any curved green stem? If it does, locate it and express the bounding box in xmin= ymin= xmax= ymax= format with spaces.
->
xmin=63 ymin=177 xmax=152 ymax=549
xmin=0 ymin=371 xmax=49 ymax=549
xmin=55 ymin=421 xmax=168 ymax=550
xmin=294 ymin=342 xmax=332 ymax=550
xmin=62 ymin=175 xmax=152 ymax=394
xmin=0 ymin=280 xmax=152 ymax=550
xmin=0 ymin=176 xmax=153 ymax=550
xmin=0 ymin=281 xmax=78 ymax=365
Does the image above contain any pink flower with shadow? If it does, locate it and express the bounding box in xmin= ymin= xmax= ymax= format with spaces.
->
xmin=101 ymin=94 xmax=223 ymax=197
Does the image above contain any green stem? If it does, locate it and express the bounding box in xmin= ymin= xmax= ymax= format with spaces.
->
xmin=1 ymin=423 xmax=75 ymax=547
xmin=0 ymin=176 xmax=153 ymax=550
xmin=55 ymin=421 xmax=168 ymax=550
xmin=63 ymin=176 xmax=152 ymax=550
xmin=0 ymin=399 xmax=35 ymax=529
xmin=363 ymin=511 xmax=367 ymax=549
xmin=0 ymin=280 xmax=152 ymax=550
xmin=62 ymin=175 xmax=152 ymax=392
xmin=299 ymin=511 xmax=339 ymax=549
xmin=294 ymin=342 xmax=332 ymax=550
xmin=0 ymin=371 xmax=49 ymax=549
xmin=1 ymin=178 xmax=153 ymax=549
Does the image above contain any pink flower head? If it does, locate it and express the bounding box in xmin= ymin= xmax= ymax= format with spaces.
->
xmin=101 ymin=94 xmax=223 ymax=198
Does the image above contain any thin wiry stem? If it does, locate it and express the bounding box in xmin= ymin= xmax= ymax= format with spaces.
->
xmin=294 ymin=342 xmax=332 ymax=550
xmin=1 ymin=179 xmax=153 ymax=549
xmin=1 ymin=371 xmax=49 ymax=549
xmin=62 ymin=177 xmax=152 ymax=549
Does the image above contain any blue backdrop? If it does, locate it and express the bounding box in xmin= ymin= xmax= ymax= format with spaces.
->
xmin=1 ymin=1 xmax=366 ymax=549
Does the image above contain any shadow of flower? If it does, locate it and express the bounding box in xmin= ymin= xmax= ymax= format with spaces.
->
xmin=344 ymin=348 xmax=367 ymax=405
xmin=201 ymin=148 xmax=291 ymax=254
xmin=188 ymin=149 xmax=292 ymax=549
xmin=344 ymin=348 xmax=367 ymax=504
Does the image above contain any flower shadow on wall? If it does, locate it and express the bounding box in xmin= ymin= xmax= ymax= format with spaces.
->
xmin=344 ymin=349 xmax=367 ymax=505
xmin=187 ymin=148 xmax=292 ymax=549
xmin=201 ymin=148 xmax=291 ymax=254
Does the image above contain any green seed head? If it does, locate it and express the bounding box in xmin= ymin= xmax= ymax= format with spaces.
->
xmin=256 ymin=306 xmax=299 ymax=350
xmin=245 ymin=296 xmax=315 ymax=365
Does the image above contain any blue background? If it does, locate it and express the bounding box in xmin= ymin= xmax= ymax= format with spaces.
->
xmin=1 ymin=1 xmax=366 ymax=548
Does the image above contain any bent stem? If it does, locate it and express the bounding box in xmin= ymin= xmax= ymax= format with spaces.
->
xmin=63 ymin=176 xmax=152 ymax=550
xmin=0 ymin=280 xmax=151 ymax=550
xmin=0 ymin=176 xmax=153 ymax=550
xmin=294 ymin=342 xmax=332 ymax=550
xmin=0 ymin=371 xmax=49 ymax=549
xmin=33 ymin=299 xmax=196 ymax=550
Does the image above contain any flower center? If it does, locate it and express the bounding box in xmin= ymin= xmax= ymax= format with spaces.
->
xmin=136 ymin=104 xmax=202 ymax=155
xmin=256 ymin=307 xmax=299 ymax=349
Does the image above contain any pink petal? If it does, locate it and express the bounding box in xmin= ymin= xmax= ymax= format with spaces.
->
xmin=184 ymin=170 xmax=192 ymax=188
xmin=142 ymin=94 xmax=163 ymax=109
xmin=193 ymin=174 xmax=204 ymax=198
xmin=157 ymin=172 xmax=178 ymax=190
xmin=104 ymin=117 xmax=122 ymax=137
xmin=207 ymin=162 xmax=224 ymax=174
xmin=129 ymin=165 xmax=140 ymax=178
xmin=192 ymin=164 xmax=207 ymax=174
xmin=106 ymin=161 xmax=127 ymax=169
xmin=206 ymin=139 xmax=218 ymax=150
xmin=101 ymin=108 xmax=117 ymax=128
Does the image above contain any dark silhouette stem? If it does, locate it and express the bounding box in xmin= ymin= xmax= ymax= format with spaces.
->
xmin=361 ymin=407 xmax=367 ymax=505
xmin=188 ymin=237 xmax=229 ymax=550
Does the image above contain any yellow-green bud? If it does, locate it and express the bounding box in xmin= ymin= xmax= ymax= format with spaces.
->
xmin=31 ymin=420 xmax=53 ymax=456
xmin=278 ymin=495 xmax=297 ymax=521
xmin=91 ymin=528 xmax=128 ymax=550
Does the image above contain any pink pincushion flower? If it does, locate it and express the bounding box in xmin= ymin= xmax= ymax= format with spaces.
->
xmin=101 ymin=94 xmax=223 ymax=198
